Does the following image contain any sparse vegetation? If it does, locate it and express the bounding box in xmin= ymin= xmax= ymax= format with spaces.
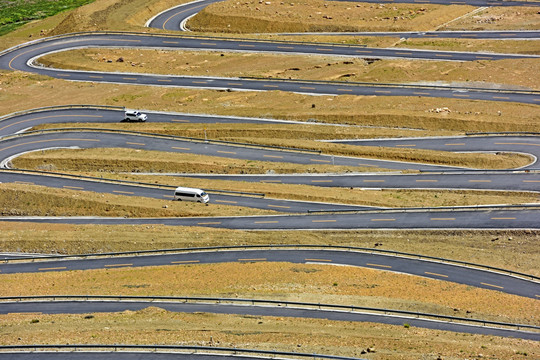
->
xmin=0 ymin=0 xmax=539 ymax=358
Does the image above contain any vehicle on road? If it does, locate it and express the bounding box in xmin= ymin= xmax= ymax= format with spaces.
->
xmin=174 ymin=186 xmax=210 ymax=203
xmin=122 ymin=110 xmax=147 ymax=122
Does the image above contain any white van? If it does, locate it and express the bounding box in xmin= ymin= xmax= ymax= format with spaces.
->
xmin=174 ymin=187 xmax=210 ymax=203
xmin=123 ymin=110 xmax=147 ymax=122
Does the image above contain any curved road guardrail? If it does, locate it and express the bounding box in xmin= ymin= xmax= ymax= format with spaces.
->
xmin=1 ymin=296 xmax=538 ymax=336
xmin=0 ymin=344 xmax=367 ymax=360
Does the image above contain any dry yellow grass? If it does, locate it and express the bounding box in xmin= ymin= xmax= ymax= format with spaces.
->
xmin=1 ymin=310 xmax=537 ymax=360
xmin=17 ymin=124 xmax=534 ymax=169
xmin=1 ymin=72 xmax=538 ymax=133
xmin=395 ymin=38 xmax=540 ymax=55
xmin=442 ymin=6 xmax=540 ymax=31
xmin=1 ymin=0 xmax=539 ymax=356
xmin=1 ymin=222 xmax=538 ymax=276
xmin=0 ymin=262 xmax=537 ymax=324
xmin=188 ymin=1 xmax=474 ymax=33
xmin=0 ymin=183 xmax=270 ymax=218
xmin=38 ymin=49 xmax=540 ymax=89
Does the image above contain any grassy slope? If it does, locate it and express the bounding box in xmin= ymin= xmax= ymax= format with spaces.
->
xmin=1 ymin=0 xmax=539 ymax=358
xmin=38 ymin=48 xmax=540 ymax=90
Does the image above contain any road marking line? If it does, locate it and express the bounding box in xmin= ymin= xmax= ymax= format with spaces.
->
xmin=227 ymin=82 xmax=242 ymax=86
xmin=39 ymin=267 xmax=66 ymax=271
xmin=217 ymin=150 xmax=236 ymax=154
xmin=123 ymin=77 xmax=137 ymax=80
xmin=413 ymin=92 xmax=430 ymax=95
xmin=431 ymin=218 xmax=455 ymax=221
xmin=415 ymin=180 xmax=437 ymax=182
xmin=453 ymin=94 xmax=470 ymax=97
xmin=0 ymin=138 xmax=100 ymax=151
xmin=356 ymin=50 xmax=372 ymax=53
xmin=200 ymin=42 xmax=217 ymax=46
xmin=310 ymin=159 xmax=331 ymax=163
xmin=267 ymin=204 xmax=290 ymax=208
xmin=375 ymin=90 xmax=392 ymax=94
xmin=171 ymin=119 xmax=189 ymax=122
xmin=491 ymin=217 xmax=516 ymax=220
xmin=15 ymin=181 xmax=34 ymax=185
xmin=469 ymin=180 xmax=491 ymax=183
xmin=316 ymin=48 xmax=333 ymax=51
xmin=494 ymin=142 xmax=540 ymax=147
xmin=300 ymin=86 xmax=316 ymax=90
xmin=238 ymin=258 xmax=266 ymax=261
xmin=277 ymin=46 xmax=294 ymax=49
xmin=171 ymin=260 xmax=200 ymax=264
xmin=363 ymin=180 xmax=385 ymax=182
xmin=476 ymin=56 xmax=493 ymax=60
xmin=113 ymin=190 xmax=134 ymax=195
xmin=126 ymin=142 xmax=145 ymax=146
xmin=263 ymin=154 xmax=283 ymax=158
xmin=435 ymin=54 xmax=452 ymax=57
xmin=445 ymin=143 xmax=465 ymax=146
xmin=395 ymin=144 xmax=415 ymax=147
xmin=192 ymin=81 xmax=207 ymax=84
xmin=371 ymin=218 xmax=395 ymax=221
xmin=162 ymin=41 xmax=179 ymax=44
xmin=261 ymin=180 xmax=282 ymax=183
xmin=172 ymin=146 xmax=191 ymax=150
xmin=481 ymin=282 xmax=504 ymax=289
xmin=57 ymin=73 xmax=70 ymax=77
xmin=395 ymin=52 xmax=412 ymax=55
xmin=311 ymin=180 xmax=333 ymax=183
xmin=8 ymin=312 xmax=43 ymax=315
xmin=312 ymin=219 xmax=337 ymax=223
xmin=238 ymin=44 xmax=255 ymax=47
xmin=215 ymin=200 xmax=237 ymax=204
xmin=197 ymin=222 xmax=222 ymax=225
xmin=523 ymin=180 xmax=540 ymax=183
xmin=88 ymin=75 xmax=103 ymax=78
xmin=305 ymin=258 xmax=332 ymax=262
xmin=254 ymin=221 xmax=279 ymax=224
xmin=163 ymin=195 xmax=174 ymax=198
xmin=264 ymin=84 xmax=279 ymax=88
xmin=63 ymin=186 xmax=84 ymax=190
xmin=104 ymin=264 xmax=133 ymax=267
xmin=492 ymin=96 xmax=509 ymax=100
xmin=158 ymin=79 xmax=171 ymax=82
xmin=337 ymin=88 xmax=353 ymax=92
xmin=366 ymin=263 xmax=391 ymax=268
xmin=425 ymin=272 xmax=448 ymax=278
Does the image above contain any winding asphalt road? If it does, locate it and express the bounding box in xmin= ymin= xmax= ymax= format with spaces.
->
xmin=1 ymin=34 xmax=539 ymax=105
xmin=0 ymin=108 xmax=538 ymax=214
xmin=1 ymin=0 xmax=539 ymax=349
xmin=1 ymin=248 xmax=538 ymax=298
